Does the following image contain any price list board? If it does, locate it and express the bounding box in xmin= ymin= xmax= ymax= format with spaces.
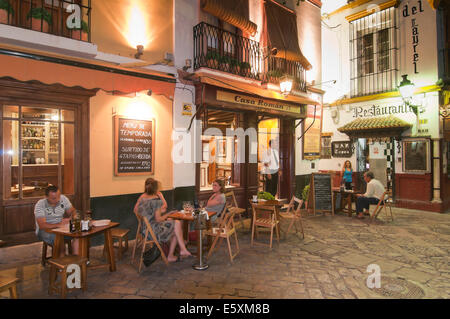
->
xmin=311 ymin=173 xmax=333 ymax=215
xmin=114 ymin=116 xmax=155 ymax=176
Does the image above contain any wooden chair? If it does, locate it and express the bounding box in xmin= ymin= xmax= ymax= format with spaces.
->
xmin=105 ymin=228 xmax=130 ymax=260
xmin=130 ymin=212 xmax=168 ymax=273
xmin=0 ymin=276 xmax=19 ymax=299
xmin=250 ymin=203 xmax=280 ymax=249
xmin=41 ymin=239 xmax=73 ymax=266
xmin=369 ymin=190 xmax=394 ymax=224
xmin=224 ymin=190 xmax=246 ymax=228
xmin=204 ymin=208 xmax=239 ymax=263
xmin=279 ymin=196 xmax=305 ymax=239
xmin=48 ymin=255 xmax=87 ymax=299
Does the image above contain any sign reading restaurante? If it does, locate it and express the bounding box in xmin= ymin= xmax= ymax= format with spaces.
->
xmin=353 ymin=103 xmax=414 ymax=118
xmin=216 ymin=90 xmax=304 ymax=115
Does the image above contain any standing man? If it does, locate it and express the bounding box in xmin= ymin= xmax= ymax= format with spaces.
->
xmin=34 ymin=185 xmax=79 ymax=255
xmin=355 ymin=171 xmax=385 ymax=219
xmin=262 ymin=139 xmax=281 ymax=197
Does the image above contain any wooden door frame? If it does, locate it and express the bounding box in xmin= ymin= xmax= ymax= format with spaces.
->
xmin=0 ymin=78 xmax=96 ymax=236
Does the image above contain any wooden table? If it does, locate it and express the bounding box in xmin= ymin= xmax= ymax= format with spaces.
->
xmin=10 ymin=186 xmax=35 ymax=195
xmin=167 ymin=211 xmax=216 ymax=258
xmin=47 ymin=222 xmax=119 ymax=272
xmin=332 ymin=188 xmax=364 ymax=217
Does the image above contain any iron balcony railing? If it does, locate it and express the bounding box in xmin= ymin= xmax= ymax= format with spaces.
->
xmin=193 ymin=22 xmax=307 ymax=92
xmin=263 ymin=56 xmax=307 ymax=92
xmin=194 ymin=22 xmax=262 ymax=80
xmin=0 ymin=0 xmax=91 ymax=42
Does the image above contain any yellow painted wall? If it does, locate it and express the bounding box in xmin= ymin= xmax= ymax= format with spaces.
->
xmin=91 ymin=0 xmax=173 ymax=62
xmin=90 ymin=91 xmax=173 ymax=197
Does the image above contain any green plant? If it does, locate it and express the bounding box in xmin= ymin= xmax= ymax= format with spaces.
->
xmin=257 ymin=191 xmax=275 ymax=201
xmin=218 ymin=55 xmax=232 ymax=65
xmin=27 ymin=7 xmax=52 ymax=25
xmin=0 ymin=0 xmax=14 ymax=16
xmin=302 ymin=185 xmax=310 ymax=202
xmin=68 ymin=20 xmax=89 ymax=33
xmin=230 ymin=58 xmax=240 ymax=68
xmin=267 ymin=69 xmax=284 ymax=78
xmin=205 ymin=51 xmax=220 ymax=61
xmin=240 ymin=61 xmax=251 ymax=69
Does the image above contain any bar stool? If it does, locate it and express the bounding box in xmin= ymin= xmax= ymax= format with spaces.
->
xmin=41 ymin=240 xmax=73 ymax=266
xmin=48 ymin=255 xmax=87 ymax=299
xmin=0 ymin=276 xmax=19 ymax=299
xmin=110 ymin=228 xmax=130 ymax=260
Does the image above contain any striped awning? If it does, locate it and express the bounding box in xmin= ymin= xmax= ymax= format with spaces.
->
xmin=338 ymin=115 xmax=412 ymax=138
xmin=201 ymin=0 xmax=257 ymax=36
xmin=264 ymin=0 xmax=312 ymax=70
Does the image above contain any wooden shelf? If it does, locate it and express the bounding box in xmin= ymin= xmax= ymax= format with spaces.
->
xmin=22 ymin=149 xmax=45 ymax=151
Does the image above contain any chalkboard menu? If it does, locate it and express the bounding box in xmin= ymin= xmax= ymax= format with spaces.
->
xmin=311 ymin=173 xmax=333 ymax=214
xmin=332 ymin=141 xmax=353 ymax=158
xmin=114 ymin=116 xmax=155 ymax=176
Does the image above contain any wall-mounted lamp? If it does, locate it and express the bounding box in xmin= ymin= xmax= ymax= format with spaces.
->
xmin=135 ymin=45 xmax=144 ymax=59
xmin=280 ymin=74 xmax=293 ymax=96
xmin=398 ymin=74 xmax=422 ymax=116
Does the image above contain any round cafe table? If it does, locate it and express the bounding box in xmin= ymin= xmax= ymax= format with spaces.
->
xmin=332 ymin=188 xmax=364 ymax=217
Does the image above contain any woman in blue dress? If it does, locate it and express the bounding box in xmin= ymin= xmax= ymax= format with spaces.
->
xmin=134 ymin=178 xmax=191 ymax=262
xmin=341 ymin=160 xmax=353 ymax=190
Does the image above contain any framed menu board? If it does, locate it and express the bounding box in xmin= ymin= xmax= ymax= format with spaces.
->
xmin=303 ymin=104 xmax=322 ymax=160
xmin=402 ymin=138 xmax=429 ymax=173
xmin=114 ymin=116 xmax=155 ymax=176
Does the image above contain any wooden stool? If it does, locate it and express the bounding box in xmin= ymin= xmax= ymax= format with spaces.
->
xmin=41 ymin=240 xmax=73 ymax=266
xmin=0 ymin=276 xmax=19 ymax=299
xmin=48 ymin=255 xmax=87 ymax=299
xmin=110 ymin=228 xmax=130 ymax=260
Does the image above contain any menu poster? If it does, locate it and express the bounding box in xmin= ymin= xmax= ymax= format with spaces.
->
xmin=114 ymin=116 xmax=155 ymax=176
xmin=303 ymin=104 xmax=322 ymax=160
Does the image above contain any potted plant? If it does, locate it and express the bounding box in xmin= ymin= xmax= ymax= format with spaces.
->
xmin=240 ymin=61 xmax=251 ymax=76
xmin=302 ymin=184 xmax=310 ymax=209
xmin=219 ymin=55 xmax=232 ymax=71
xmin=230 ymin=58 xmax=240 ymax=74
xmin=0 ymin=0 xmax=14 ymax=24
xmin=69 ymin=20 xmax=88 ymax=41
xmin=27 ymin=7 xmax=52 ymax=33
xmin=205 ymin=51 xmax=220 ymax=69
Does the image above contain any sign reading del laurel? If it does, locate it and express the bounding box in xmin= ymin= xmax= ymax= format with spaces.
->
xmin=114 ymin=116 xmax=155 ymax=176
xmin=216 ymin=91 xmax=304 ymax=115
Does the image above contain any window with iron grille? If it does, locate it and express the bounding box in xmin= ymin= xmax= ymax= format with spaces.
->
xmin=350 ymin=7 xmax=398 ymax=97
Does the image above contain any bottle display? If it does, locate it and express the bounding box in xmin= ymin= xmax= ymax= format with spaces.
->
xmin=19 ymin=120 xmax=62 ymax=165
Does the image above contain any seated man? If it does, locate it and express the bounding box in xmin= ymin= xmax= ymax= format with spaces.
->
xmin=355 ymin=171 xmax=385 ymax=219
xmin=34 ymin=185 xmax=79 ymax=255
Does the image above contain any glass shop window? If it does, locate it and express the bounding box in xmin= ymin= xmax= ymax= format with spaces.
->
xmin=2 ymin=105 xmax=75 ymax=200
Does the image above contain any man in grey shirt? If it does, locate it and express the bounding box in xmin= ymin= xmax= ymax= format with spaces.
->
xmin=34 ymin=185 xmax=79 ymax=255
xmin=355 ymin=171 xmax=386 ymax=219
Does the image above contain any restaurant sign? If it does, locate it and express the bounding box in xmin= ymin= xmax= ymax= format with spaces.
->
xmin=216 ymin=91 xmax=304 ymax=116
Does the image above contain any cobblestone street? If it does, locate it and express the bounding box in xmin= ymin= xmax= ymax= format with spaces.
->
xmin=1 ymin=208 xmax=449 ymax=299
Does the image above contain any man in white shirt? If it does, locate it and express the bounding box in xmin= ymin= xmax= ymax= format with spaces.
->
xmin=262 ymin=139 xmax=281 ymax=197
xmin=355 ymin=171 xmax=385 ymax=219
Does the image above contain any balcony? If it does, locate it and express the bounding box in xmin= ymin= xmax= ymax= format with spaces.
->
xmin=0 ymin=0 xmax=91 ymax=42
xmin=193 ymin=22 xmax=307 ymax=92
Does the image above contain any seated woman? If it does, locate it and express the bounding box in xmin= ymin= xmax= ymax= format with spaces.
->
xmin=134 ymin=178 xmax=191 ymax=262
xmin=205 ymin=179 xmax=226 ymax=223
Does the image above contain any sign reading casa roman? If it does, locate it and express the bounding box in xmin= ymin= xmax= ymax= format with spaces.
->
xmin=216 ymin=90 xmax=305 ymax=116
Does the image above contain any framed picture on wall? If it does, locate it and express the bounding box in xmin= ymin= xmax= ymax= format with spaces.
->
xmin=402 ymin=139 xmax=430 ymax=173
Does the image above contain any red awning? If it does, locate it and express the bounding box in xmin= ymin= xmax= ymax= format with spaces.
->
xmin=0 ymin=53 xmax=176 ymax=99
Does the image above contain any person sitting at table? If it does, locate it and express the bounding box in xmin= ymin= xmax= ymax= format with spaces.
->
xmin=205 ymin=179 xmax=226 ymax=223
xmin=341 ymin=160 xmax=353 ymax=190
xmin=34 ymin=185 xmax=79 ymax=255
xmin=135 ymin=178 xmax=191 ymax=262
xmin=355 ymin=171 xmax=385 ymax=219
xmin=134 ymin=179 xmax=168 ymax=214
